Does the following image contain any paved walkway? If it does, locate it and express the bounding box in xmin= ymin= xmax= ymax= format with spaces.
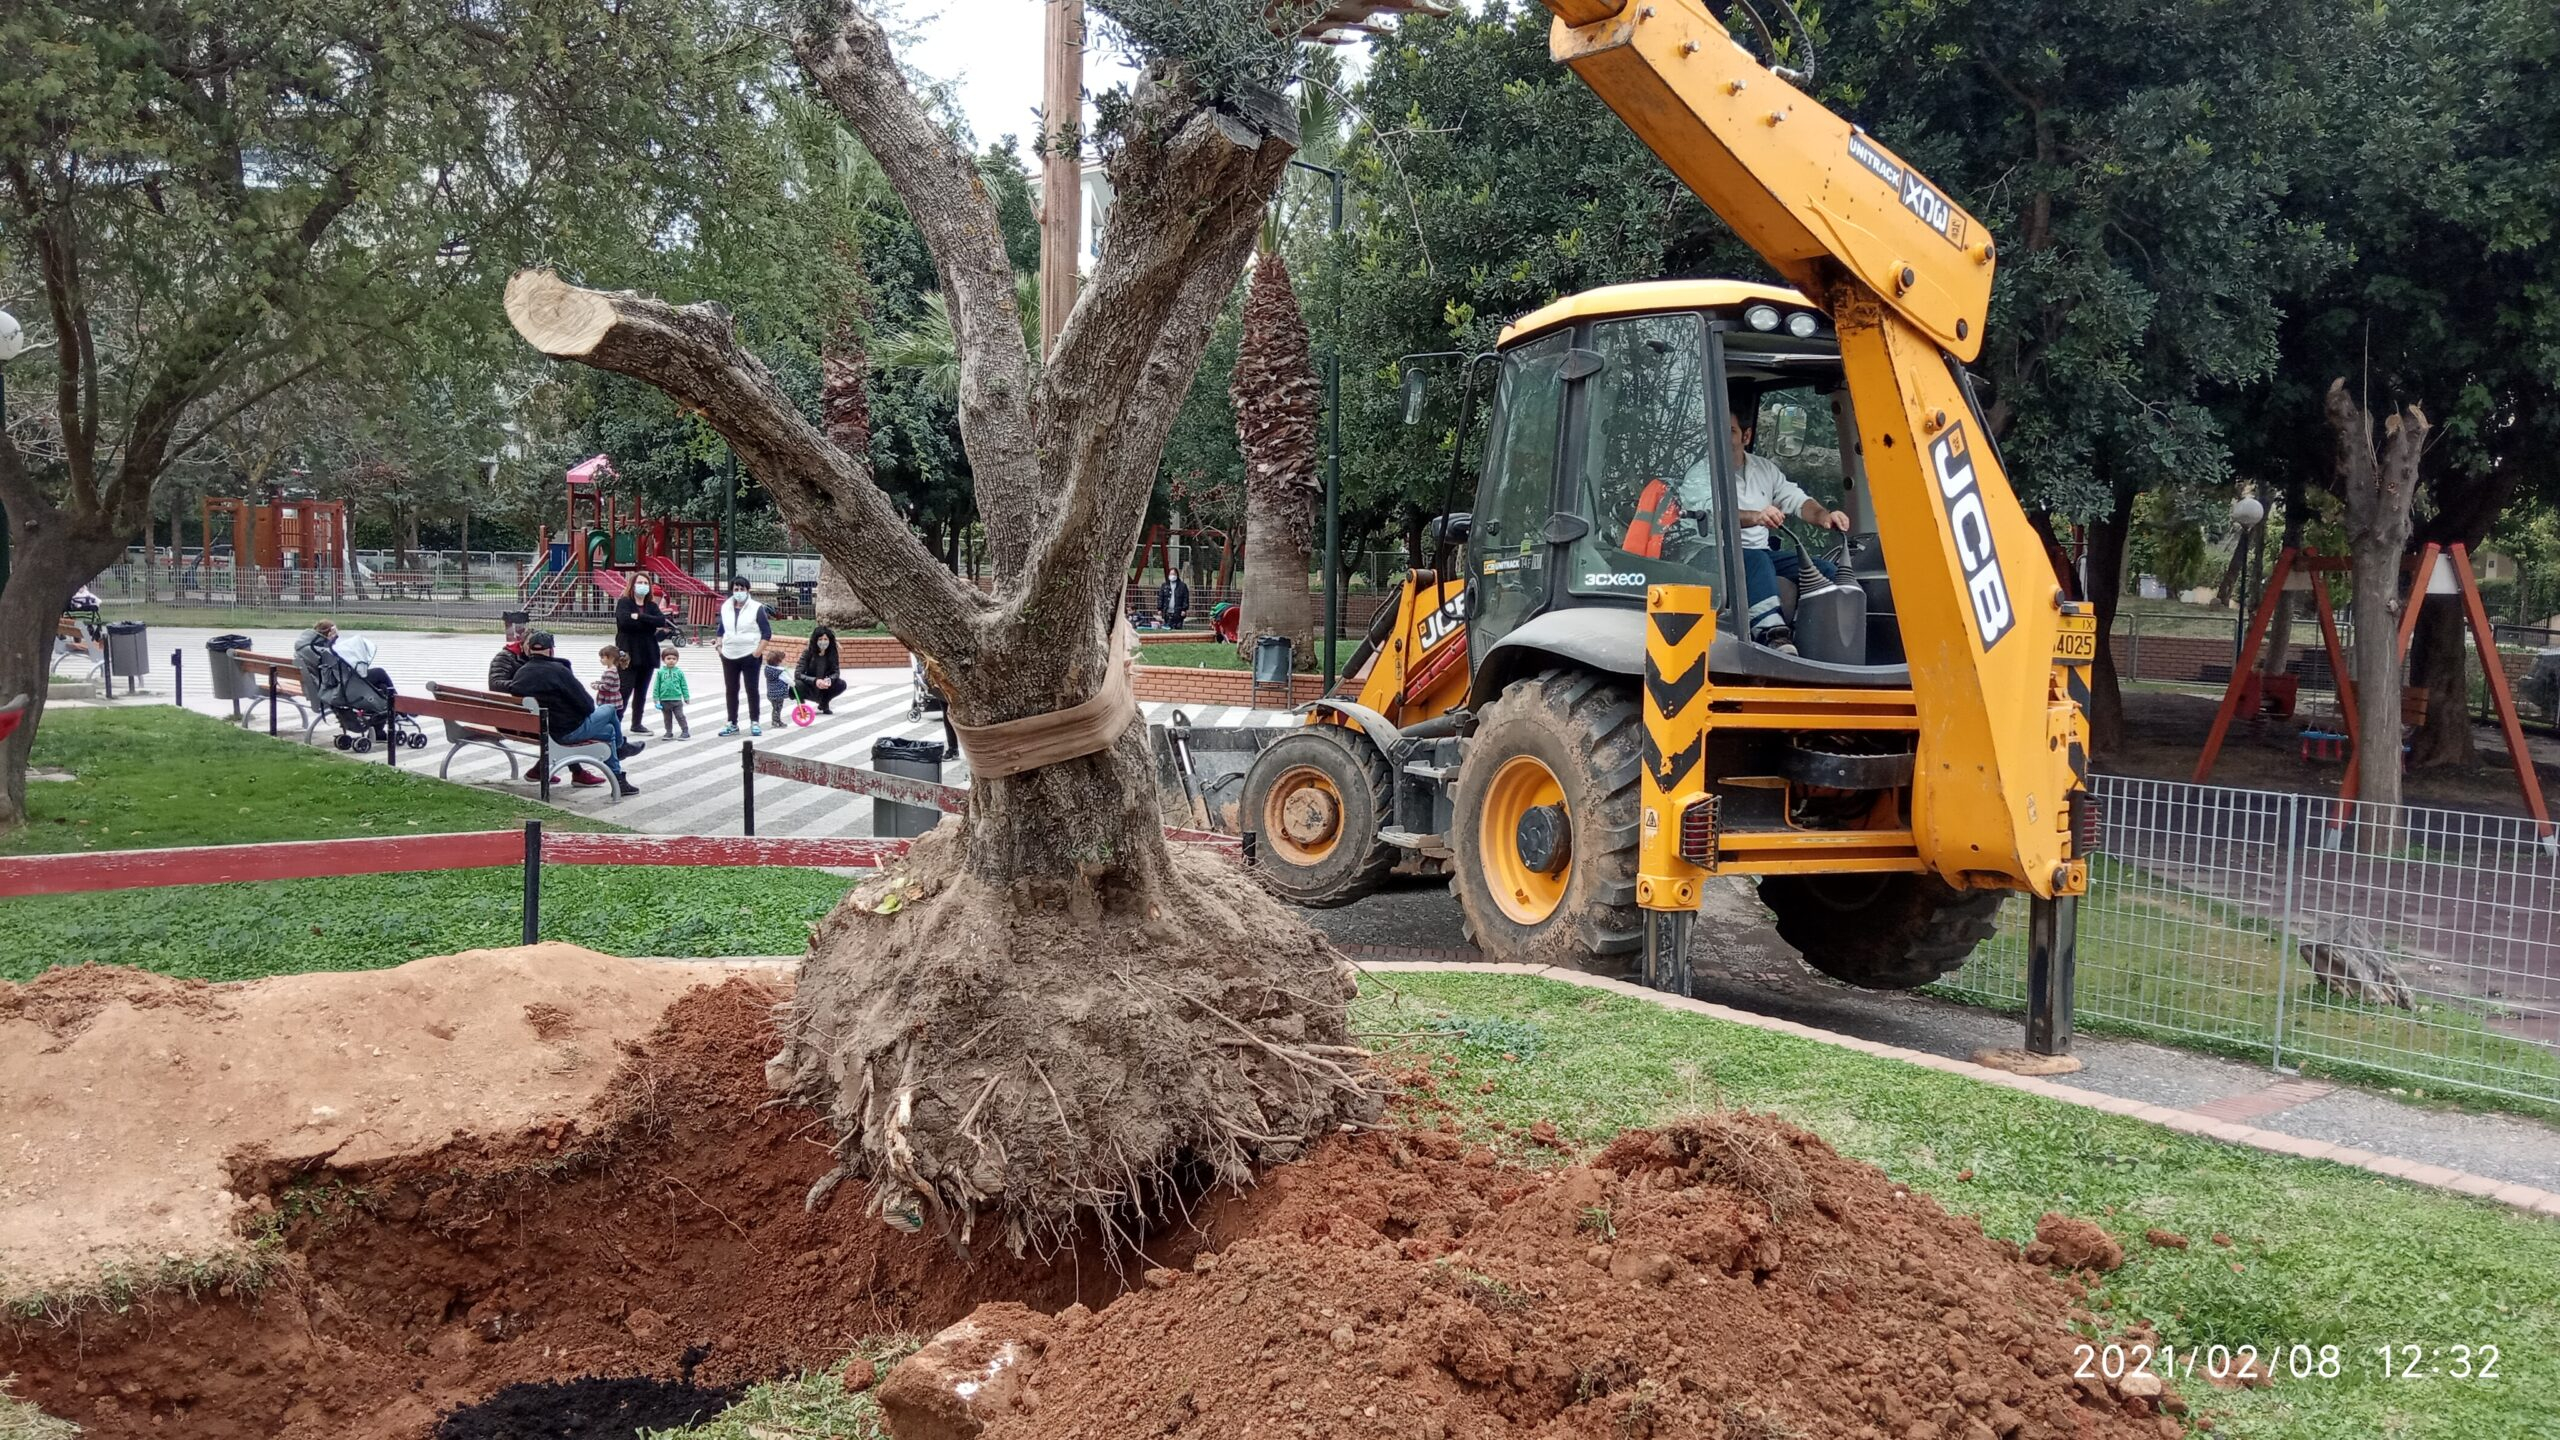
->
xmin=52 ymin=624 xmax=1289 ymax=839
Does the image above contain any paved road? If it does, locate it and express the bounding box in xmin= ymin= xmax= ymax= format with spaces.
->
xmin=53 ymin=624 xmax=1290 ymax=838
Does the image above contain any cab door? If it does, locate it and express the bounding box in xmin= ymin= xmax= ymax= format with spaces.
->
xmin=1467 ymin=330 xmax=1573 ymax=668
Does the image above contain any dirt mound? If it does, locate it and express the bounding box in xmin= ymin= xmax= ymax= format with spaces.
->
xmin=899 ymin=1118 xmax=2185 ymax=1440
xmin=2 ymin=976 xmax=1159 ymax=1440
xmin=0 ymin=946 xmax=729 ymax=1298
xmin=0 ymin=962 xmax=221 ymax=1040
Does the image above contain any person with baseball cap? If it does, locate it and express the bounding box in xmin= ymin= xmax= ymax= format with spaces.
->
xmin=502 ymin=630 xmax=643 ymax=795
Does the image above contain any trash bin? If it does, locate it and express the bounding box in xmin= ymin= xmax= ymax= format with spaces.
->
xmin=204 ymin=634 xmax=255 ymax=701
xmin=871 ymin=736 xmax=948 ymax=839
xmin=104 ymin=621 xmax=151 ymax=681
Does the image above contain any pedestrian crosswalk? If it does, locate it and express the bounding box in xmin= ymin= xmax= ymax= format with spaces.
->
xmin=96 ymin=625 xmax=1292 ymax=840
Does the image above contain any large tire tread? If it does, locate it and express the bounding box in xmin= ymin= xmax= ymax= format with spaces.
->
xmin=1241 ymin=726 xmax=1399 ymax=909
xmin=1451 ymin=670 xmax=1645 ymax=974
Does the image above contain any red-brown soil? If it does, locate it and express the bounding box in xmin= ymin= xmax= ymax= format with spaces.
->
xmin=901 ymin=1117 xmax=2182 ymax=1440
xmin=4 ymin=965 xmax=2181 ymax=1440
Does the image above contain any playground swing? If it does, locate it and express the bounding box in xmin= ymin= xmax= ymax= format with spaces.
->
xmin=2194 ymin=542 xmax=2553 ymax=854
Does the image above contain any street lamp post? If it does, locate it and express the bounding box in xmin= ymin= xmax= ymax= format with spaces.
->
xmin=2231 ymin=494 xmax=2266 ymax=662
xmin=1288 ymin=159 xmax=1346 ymax=690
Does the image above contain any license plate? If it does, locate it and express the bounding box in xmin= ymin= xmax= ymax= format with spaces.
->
xmin=2054 ymin=613 xmax=2097 ymax=662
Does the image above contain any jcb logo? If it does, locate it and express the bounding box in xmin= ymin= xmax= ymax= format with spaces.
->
xmin=1419 ymin=590 xmax=1467 ymax=651
xmin=1930 ymin=423 xmax=2013 ymax=650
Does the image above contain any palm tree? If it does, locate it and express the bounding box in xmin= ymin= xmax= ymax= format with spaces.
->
xmin=1230 ymin=242 xmax=1322 ymax=655
xmin=1227 ymin=56 xmax=1342 ymax=658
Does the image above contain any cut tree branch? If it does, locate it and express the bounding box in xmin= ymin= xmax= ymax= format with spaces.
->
xmin=504 ymin=270 xmax=987 ymax=649
xmin=791 ymin=1 xmax=1040 ymax=575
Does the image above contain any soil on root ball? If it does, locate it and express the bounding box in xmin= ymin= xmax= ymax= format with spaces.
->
xmin=896 ymin=1115 xmax=2189 ymax=1440
xmin=2 ymin=979 xmax=1186 ymax=1440
xmin=766 ymin=826 xmax=1382 ymax=1257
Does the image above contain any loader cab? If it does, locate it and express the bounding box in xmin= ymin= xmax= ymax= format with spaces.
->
xmin=1464 ymin=280 xmax=1907 ymax=689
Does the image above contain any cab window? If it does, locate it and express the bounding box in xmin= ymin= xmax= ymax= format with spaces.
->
xmin=1468 ymin=330 xmax=1571 ymax=653
xmin=1569 ymin=312 xmax=1718 ymax=599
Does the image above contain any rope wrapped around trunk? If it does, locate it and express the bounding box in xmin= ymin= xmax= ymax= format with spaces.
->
xmin=945 ymin=620 xmax=1142 ymax=779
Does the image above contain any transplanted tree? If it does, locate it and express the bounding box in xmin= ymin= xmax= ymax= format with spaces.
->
xmin=505 ymin=0 xmax=1431 ymax=1252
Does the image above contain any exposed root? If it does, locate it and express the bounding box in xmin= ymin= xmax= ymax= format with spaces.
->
xmin=766 ymin=827 xmax=1380 ymax=1257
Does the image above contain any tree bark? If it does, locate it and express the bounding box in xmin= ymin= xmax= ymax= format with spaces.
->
xmin=503 ymin=0 xmax=1362 ymax=1250
xmin=1232 ymin=249 xmax=1321 ymax=657
xmin=2404 ymin=600 xmax=2474 ymax=769
xmin=2083 ymin=482 xmax=2137 ymax=756
xmin=2329 ymin=378 xmax=2426 ymax=838
xmin=0 ymin=517 xmax=121 ymax=829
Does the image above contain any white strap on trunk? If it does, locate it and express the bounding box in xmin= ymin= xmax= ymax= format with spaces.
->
xmin=944 ymin=619 xmax=1142 ymax=780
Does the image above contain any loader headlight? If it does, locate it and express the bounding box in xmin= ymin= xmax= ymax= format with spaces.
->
xmin=1744 ymin=304 xmax=1780 ymax=332
xmin=1787 ymin=311 xmax=1821 ymax=338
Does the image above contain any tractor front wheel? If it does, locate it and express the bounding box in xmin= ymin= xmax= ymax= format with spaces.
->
xmin=1451 ymin=670 xmax=1644 ymax=973
xmin=1755 ymin=873 xmax=2002 ymax=989
xmin=1240 ymin=727 xmax=1398 ymax=908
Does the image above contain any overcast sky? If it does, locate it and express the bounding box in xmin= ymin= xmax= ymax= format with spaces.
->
xmin=899 ymin=1 xmax=1139 ymax=158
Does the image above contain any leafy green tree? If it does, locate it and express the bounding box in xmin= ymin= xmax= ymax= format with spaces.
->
xmin=0 ymin=0 xmax=805 ymax=826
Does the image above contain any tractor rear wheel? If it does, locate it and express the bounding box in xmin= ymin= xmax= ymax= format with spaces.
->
xmin=1451 ymin=670 xmax=1644 ymax=973
xmin=1755 ymin=873 xmax=2002 ymax=989
xmin=1241 ymin=726 xmax=1398 ymax=908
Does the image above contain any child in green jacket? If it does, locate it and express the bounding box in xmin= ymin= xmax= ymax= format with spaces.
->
xmin=651 ymin=645 xmax=692 ymax=738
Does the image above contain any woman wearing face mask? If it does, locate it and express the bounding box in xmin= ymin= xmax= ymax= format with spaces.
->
xmin=614 ymin=575 xmax=676 ymax=733
xmin=714 ymin=575 xmax=772 ymax=736
xmin=794 ymin=625 xmax=848 ymax=714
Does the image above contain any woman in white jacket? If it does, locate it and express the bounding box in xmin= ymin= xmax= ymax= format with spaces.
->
xmin=714 ymin=576 xmax=772 ymax=736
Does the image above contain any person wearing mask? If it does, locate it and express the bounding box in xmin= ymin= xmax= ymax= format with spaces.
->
xmin=613 ymin=576 xmax=676 ymax=733
xmin=794 ymin=626 xmax=848 ymax=714
xmin=714 ymin=576 xmax=771 ymax=737
xmin=1157 ymin=571 xmax=1192 ymax=630
xmin=503 ymin=630 xmax=643 ymax=796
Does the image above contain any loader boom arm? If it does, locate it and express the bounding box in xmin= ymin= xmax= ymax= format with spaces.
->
xmin=1541 ymin=0 xmax=2089 ymax=900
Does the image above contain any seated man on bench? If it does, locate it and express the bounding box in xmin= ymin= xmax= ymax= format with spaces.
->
xmin=503 ymin=630 xmax=644 ymax=796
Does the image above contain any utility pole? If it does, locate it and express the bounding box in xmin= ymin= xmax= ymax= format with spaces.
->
xmin=1038 ymin=0 xmax=1083 ymax=353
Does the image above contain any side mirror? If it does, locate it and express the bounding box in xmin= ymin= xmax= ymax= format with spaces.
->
xmin=1402 ymin=368 xmax=1427 ymax=426
xmin=1427 ymin=512 xmax=1472 ymax=550
xmin=1775 ymin=404 xmax=1809 ymax=458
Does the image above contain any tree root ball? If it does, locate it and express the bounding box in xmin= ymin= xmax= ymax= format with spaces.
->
xmin=765 ymin=827 xmax=1380 ymax=1254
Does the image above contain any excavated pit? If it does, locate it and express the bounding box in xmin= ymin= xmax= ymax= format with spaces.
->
xmin=2 ymin=968 xmax=2188 ymax=1440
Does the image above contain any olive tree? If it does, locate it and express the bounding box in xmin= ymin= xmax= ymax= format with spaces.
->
xmin=507 ymin=0 xmax=1432 ymax=1252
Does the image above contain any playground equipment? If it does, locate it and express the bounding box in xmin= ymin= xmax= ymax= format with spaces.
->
xmin=2197 ymin=543 xmax=2553 ymax=853
xmin=200 ymin=493 xmax=353 ymax=599
xmin=521 ymin=456 xmax=722 ymax=629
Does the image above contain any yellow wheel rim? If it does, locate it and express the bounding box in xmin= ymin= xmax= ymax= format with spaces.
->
xmin=1261 ymin=763 xmax=1346 ymax=867
xmin=1480 ymin=754 xmax=1569 ymax=925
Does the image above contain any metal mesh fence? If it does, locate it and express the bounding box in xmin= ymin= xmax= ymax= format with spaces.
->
xmin=1934 ymin=774 xmax=2560 ymax=1107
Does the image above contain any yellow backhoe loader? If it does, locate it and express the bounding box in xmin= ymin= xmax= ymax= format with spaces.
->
xmin=1173 ymin=0 xmax=2095 ymax=1004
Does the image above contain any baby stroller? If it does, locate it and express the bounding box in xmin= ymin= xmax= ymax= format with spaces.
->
xmin=295 ymin=631 xmax=427 ymax=754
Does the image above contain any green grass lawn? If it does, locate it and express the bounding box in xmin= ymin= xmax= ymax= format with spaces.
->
xmin=1 ymin=708 xmax=855 ymax=979
xmin=648 ymin=973 xmax=2559 ymax=1440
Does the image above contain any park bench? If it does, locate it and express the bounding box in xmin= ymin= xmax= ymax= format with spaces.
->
xmin=413 ymin=681 xmax=621 ymax=804
xmin=230 ymin=648 xmax=322 ymax=740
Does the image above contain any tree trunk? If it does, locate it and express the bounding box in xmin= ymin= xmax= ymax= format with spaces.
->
xmin=1232 ymin=249 xmax=1321 ymax=656
xmin=2329 ymin=378 xmax=2426 ymax=842
xmin=2083 ymin=483 xmax=2137 ymax=756
xmin=0 ymin=525 xmax=120 ymax=831
xmin=2259 ymin=478 xmax=2306 ymax=679
xmin=501 ymin=0 xmax=1377 ymax=1253
xmin=143 ymin=508 xmax=159 ymax=603
xmin=2404 ymin=599 xmax=2474 ymax=769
